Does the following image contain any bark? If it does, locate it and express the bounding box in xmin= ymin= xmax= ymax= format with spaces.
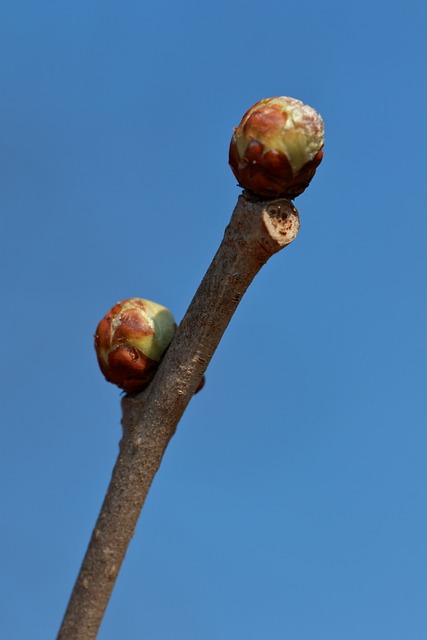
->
xmin=57 ymin=193 xmax=300 ymax=639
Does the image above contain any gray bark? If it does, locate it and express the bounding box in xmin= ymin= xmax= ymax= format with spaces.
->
xmin=57 ymin=194 xmax=300 ymax=639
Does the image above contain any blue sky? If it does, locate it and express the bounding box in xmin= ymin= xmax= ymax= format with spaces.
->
xmin=1 ymin=0 xmax=426 ymax=638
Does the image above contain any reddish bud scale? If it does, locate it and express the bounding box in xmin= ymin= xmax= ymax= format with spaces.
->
xmin=229 ymin=96 xmax=324 ymax=199
xmin=94 ymin=298 xmax=176 ymax=394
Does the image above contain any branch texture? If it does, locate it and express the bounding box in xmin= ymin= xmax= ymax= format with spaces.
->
xmin=58 ymin=194 xmax=300 ymax=639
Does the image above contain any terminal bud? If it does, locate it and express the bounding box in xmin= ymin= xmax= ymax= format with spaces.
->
xmin=229 ymin=96 xmax=324 ymax=198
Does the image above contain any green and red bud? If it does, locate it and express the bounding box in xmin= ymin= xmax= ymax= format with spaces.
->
xmin=94 ymin=298 xmax=176 ymax=394
xmin=229 ymin=96 xmax=324 ymax=199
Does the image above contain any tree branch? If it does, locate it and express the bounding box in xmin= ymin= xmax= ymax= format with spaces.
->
xmin=57 ymin=193 xmax=300 ymax=639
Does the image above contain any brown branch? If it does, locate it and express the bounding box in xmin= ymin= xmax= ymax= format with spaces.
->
xmin=57 ymin=193 xmax=300 ymax=640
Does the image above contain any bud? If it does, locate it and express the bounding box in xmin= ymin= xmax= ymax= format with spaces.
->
xmin=94 ymin=298 xmax=176 ymax=394
xmin=229 ymin=96 xmax=324 ymax=199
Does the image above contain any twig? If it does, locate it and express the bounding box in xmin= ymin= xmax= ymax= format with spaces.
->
xmin=57 ymin=193 xmax=300 ymax=639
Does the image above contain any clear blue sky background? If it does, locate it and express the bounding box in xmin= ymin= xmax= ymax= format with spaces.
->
xmin=1 ymin=1 xmax=426 ymax=638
